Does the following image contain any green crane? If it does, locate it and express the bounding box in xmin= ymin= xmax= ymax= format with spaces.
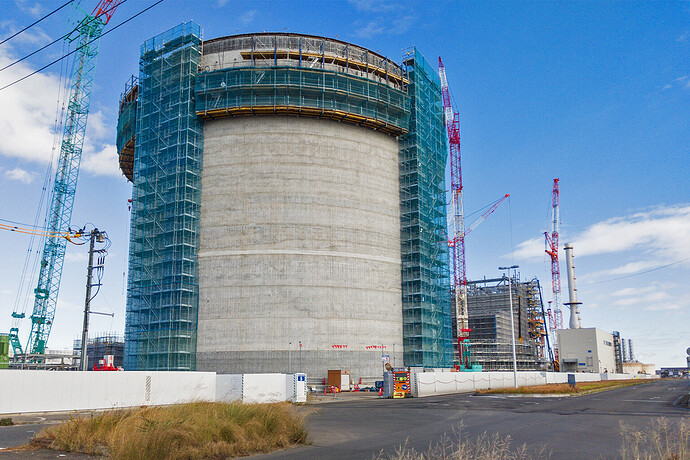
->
xmin=9 ymin=0 xmax=121 ymax=356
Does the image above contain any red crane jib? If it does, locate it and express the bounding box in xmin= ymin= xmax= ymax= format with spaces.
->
xmin=91 ymin=0 xmax=122 ymax=24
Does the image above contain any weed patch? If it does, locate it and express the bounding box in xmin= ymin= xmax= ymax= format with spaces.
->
xmin=476 ymin=379 xmax=651 ymax=395
xmin=31 ymin=401 xmax=307 ymax=459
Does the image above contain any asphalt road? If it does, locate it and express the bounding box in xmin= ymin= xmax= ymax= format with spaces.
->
xmin=0 ymin=379 xmax=687 ymax=459
xmin=255 ymin=379 xmax=690 ymax=460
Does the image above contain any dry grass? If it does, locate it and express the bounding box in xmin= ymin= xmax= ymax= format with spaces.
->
xmin=476 ymin=379 xmax=651 ymax=395
xmin=31 ymin=401 xmax=308 ymax=459
xmin=620 ymin=418 xmax=690 ymax=460
xmin=376 ymin=428 xmax=550 ymax=460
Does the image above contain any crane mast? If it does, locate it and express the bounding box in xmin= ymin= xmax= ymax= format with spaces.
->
xmin=544 ymin=178 xmax=563 ymax=369
xmin=438 ymin=58 xmax=469 ymax=351
xmin=9 ymin=0 xmax=121 ymax=356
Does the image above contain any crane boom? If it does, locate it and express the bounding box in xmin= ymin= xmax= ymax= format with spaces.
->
xmin=9 ymin=0 xmax=121 ymax=356
xmin=464 ymin=194 xmax=510 ymax=237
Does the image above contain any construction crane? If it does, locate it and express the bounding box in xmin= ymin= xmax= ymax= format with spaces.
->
xmin=438 ymin=57 xmax=467 ymax=350
xmin=450 ymin=193 xmax=509 ymax=370
xmin=9 ymin=0 xmax=122 ymax=357
xmin=438 ymin=57 xmax=509 ymax=368
xmin=544 ymin=178 xmax=563 ymax=370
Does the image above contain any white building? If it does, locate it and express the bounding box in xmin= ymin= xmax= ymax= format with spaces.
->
xmin=558 ymin=327 xmax=617 ymax=373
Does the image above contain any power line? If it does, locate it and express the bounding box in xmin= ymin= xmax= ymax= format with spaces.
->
xmin=0 ymin=0 xmax=130 ymax=74
xmin=580 ymin=257 xmax=690 ymax=286
xmin=0 ymin=0 xmax=164 ymax=92
xmin=0 ymin=0 xmax=73 ymax=46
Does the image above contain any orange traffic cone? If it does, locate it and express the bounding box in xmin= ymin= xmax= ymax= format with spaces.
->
xmin=378 ymin=387 xmax=383 ymax=396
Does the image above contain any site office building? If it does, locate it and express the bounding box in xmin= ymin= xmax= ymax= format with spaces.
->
xmin=117 ymin=23 xmax=454 ymax=378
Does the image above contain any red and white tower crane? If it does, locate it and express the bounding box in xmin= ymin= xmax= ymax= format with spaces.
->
xmin=439 ymin=58 xmax=469 ymax=350
xmin=544 ymin=178 xmax=563 ymax=369
xmin=439 ymin=58 xmax=509 ymax=367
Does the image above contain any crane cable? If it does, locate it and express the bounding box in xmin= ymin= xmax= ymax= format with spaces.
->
xmin=0 ymin=0 xmax=130 ymax=74
xmin=0 ymin=0 xmax=166 ymax=92
xmin=0 ymin=222 xmax=87 ymax=244
xmin=0 ymin=0 xmax=74 ymax=46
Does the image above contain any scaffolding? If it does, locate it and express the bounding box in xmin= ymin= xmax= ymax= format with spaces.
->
xmin=399 ymin=48 xmax=453 ymax=368
xmin=117 ymin=75 xmax=138 ymax=182
xmin=195 ymin=67 xmax=408 ymax=136
xmin=124 ymin=22 xmax=204 ymax=371
xmin=466 ymin=277 xmax=544 ymax=370
xmin=524 ymin=278 xmax=549 ymax=363
xmin=73 ymin=332 xmax=124 ymax=370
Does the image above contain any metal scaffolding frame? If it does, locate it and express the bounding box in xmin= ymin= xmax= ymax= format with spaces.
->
xmin=124 ymin=22 xmax=204 ymax=371
xmin=73 ymin=332 xmax=124 ymax=370
xmin=466 ymin=277 xmax=545 ymax=370
xmin=399 ymin=48 xmax=453 ymax=368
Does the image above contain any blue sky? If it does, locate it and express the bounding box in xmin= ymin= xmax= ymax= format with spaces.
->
xmin=0 ymin=0 xmax=688 ymax=367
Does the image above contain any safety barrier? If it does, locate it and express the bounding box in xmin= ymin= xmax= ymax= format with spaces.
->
xmin=0 ymin=371 xmax=306 ymax=415
xmin=411 ymin=370 xmax=656 ymax=398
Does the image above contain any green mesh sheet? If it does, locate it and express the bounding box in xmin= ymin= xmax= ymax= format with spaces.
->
xmin=399 ymin=48 xmax=453 ymax=368
xmin=195 ymin=67 xmax=409 ymax=133
xmin=124 ymin=22 xmax=203 ymax=371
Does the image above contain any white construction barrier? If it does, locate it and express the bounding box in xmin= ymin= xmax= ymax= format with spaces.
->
xmin=215 ymin=373 xmax=306 ymax=404
xmin=1 ymin=371 xmax=308 ymax=415
xmin=411 ymin=370 xmax=654 ymax=398
xmin=0 ymin=370 xmax=216 ymax=415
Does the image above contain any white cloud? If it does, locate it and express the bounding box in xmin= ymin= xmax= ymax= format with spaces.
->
xmin=513 ymin=236 xmax=545 ymax=261
xmin=611 ymin=290 xmax=671 ymax=307
xmin=572 ymin=205 xmax=690 ymax=260
xmin=392 ymin=15 xmax=415 ymax=35
xmin=4 ymin=167 xmax=37 ymax=184
xmin=217 ymin=0 xmax=230 ymax=6
xmin=678 ymin=30 xmax=689 ymax=42
xmin=0 ymin=44 xmax=118 ymax=177
xmin=81 ymin=144 xmax=120 ymax=177
xmin=348 ymin=0 xmax=398 ymax=12
xmin=643 ymin=303 xmax=683 ymax=311
xmin=355 ymin=21 xmax=386 ymax=39
xmin=0 ymin=48 xmax=62 ymax=164
xmin=516 ymin=205 xmax=690 ymax=264
xmin=611 ymin=285 xmax=656 ymax=297
xmin=240 ymin=10 xmax=256 ymax=25
xmin=600 ymin=259 xmax=663 ymax=276
xmin=15 ymin=0 xmax=42 ymax=18
xmin=660 ymin=75 xmax=690 ymax=92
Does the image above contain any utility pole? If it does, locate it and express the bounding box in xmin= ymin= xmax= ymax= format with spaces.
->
xmin=500 ymin=265 xmax=519 ymax=388
xmin=80 ymin=229 xmax=108 ymax=371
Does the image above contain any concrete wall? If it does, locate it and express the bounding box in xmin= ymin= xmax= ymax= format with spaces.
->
xmin=1 ymin=371 xmax=307 ymax=415
xmin=558 ymin=327 xmax=617 ymax=373
xmin=622 ymin=362 xmax=656 ymax=375
xmin=197 ymin=116 xmax=403 ymax=380
xmin=216 ymin=373 xmax=306 ymax=403
xmin=0 ymin=371 xmax=216 ymax=415
xmin=411 ymin=371 xmax=656 ymax=398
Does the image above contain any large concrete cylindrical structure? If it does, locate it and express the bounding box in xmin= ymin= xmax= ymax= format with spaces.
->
xmin=193 ymin=34 xmax=409 ymax=378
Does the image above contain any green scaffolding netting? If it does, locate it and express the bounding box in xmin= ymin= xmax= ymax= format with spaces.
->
xmin=399 ymin=48 xmax=453 ymax=368
xmin=195 ymin=67 xmax=409 ymax=132
xmin=124 ymin=22 xmax=203 ymax=371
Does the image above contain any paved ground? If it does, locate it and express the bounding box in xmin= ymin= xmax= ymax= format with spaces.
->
xmin=0 ymin=379 xmax=687 ymax=459
xmin=256 ymin=379 xmax=690 ymax=460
